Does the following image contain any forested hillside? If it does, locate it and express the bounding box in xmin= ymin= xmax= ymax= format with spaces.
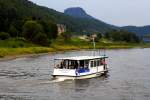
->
xmin=0 ymin=0 xmax=141 ymax=46
xmin=121 ymin=26 xmax=150 ymax=36
xmin=0 ymin=0 xmax=60 ymax=45
xmin=0 ymin=0 xmax=115 ymax=34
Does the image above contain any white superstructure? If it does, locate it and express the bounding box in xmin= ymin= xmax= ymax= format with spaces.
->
xmin=52 ymin=55 xmax=108 ymax=79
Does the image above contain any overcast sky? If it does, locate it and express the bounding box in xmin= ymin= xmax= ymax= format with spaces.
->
xmin=29 ymin=0 xmax=150 ymax=26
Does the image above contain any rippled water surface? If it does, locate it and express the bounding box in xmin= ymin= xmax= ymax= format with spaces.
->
xmin=0 ymin=48 xmax=150 ymax=100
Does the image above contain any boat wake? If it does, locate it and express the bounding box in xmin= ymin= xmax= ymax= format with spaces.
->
xmin=39 ymin=78 xmax=68 ymax=85
xmin=50 ymin=77 xmax=67 ymax=83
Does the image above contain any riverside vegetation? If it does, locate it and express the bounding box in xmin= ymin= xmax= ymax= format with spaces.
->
xmin=0 ymin=0 xmax=149 ymax=58
xmin=0 ymin=18 xmax=149 ymax=58
xmin=0 ymin=32 xmax=149 ymax=58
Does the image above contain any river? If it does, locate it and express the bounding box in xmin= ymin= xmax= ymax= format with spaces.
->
xmin=0 ymin=48 xmax=150 ymax=100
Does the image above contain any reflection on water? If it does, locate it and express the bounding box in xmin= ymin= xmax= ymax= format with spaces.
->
xmin=0 ymin=48 xmax=150 ymax=100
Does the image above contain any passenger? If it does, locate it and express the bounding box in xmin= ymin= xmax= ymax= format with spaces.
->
xmin=74 ymin=61 xmax=78 ymax=69
xmin=56 ymin=64 xmax=60 ymax=68
xmin=100 ymin=59 xmax=106 ymax=65
xmin=85 ymin=63 xmax=89 ymax=69
xmin=60 ymin=62 xmax=63 ymax=69
xmin=60 ymin=60 xmax=66 ymax=69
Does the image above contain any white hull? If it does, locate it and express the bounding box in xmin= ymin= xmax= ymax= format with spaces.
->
xmin=53 ymin=69 xmax=108 ymax=80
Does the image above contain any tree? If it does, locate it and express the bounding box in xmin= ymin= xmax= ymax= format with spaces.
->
xmin=33 ymin=32 xmax=50 ymax=46
xmin=104 ymin=32 xmax=110 ymax=39
xmin=97 ymin=33 xmax=102 ymax=39
xmin=61 ymin=32 xmax=72 ymax=42
xmin=8 ymin=25 xmax=19 ymax=37
xmin=0 ymin=32 xmax=10 ymax=40
xmin=95 ymin=33 xmax=102 ymax=42
xmin=104 ymin=29 xmax=140 ymax=43
xmin=23 ymin=20 xmax=44 ymax=41
xmin=39 ymin=20 xmax=58 ymax=39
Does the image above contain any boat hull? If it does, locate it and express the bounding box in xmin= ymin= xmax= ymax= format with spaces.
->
xmin=52 ymin=70 xmax=108 ymax=80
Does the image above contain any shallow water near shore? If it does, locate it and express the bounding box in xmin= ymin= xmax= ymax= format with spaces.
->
xmin=0 ymin=48 xmax=150 ymax=100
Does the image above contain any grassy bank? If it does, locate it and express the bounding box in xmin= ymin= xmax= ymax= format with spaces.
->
xmin=0 ymin=38 xmax=149 ymax=58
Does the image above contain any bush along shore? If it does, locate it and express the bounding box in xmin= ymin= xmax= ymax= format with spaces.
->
xmin=0 ymin=37 xmax=149 ymax=58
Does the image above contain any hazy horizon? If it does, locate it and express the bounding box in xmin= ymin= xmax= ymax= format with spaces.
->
xmin=29 ymin=0 xmax=150 ymax=27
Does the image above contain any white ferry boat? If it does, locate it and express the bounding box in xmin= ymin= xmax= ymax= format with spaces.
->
xmin=52 ymin=55 xmax=108 ymax=79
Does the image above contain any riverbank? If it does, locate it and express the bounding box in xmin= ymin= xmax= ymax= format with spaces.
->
xmin=0 ymin=38 xmax=150 ymax=59
xmin=0 ymin=43 xmax=150 ymax=60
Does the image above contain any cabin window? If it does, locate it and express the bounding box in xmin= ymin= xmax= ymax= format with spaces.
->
xmin=55 ymin=60 xmax=67 ymax=69
xmin=90 ymin=60 xmax=100 ymax=67
xmin=84 ymin=60 xmax=89 ymax=68
xmin=94 ymin=60 xmax=97 ymax=67
xmin=63 ymin=60 xmax=68 ymax=68
xmin=55 ymin=60 xmax=79 ymax=69
xmin=68 ymin=60 xmax=75 ymax=69
xmin=65 ymin=60 xmax=79 ymax=69
xmin=80 ymin=60 xmax=84 ymax=68
xmin=74 ymin=61 xmax=78 ymax=69
xmin=97 ymin=60 xmax=100 ymax=66
xmin=91 ymin=61 xmax=94 ymax=67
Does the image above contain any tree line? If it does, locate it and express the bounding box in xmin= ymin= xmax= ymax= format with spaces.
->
xmin=104 ymin=30 xmax=140 ymax=43
xmin=0 ymin=19 xmax=58 ymax=46
xmin=0 ymin=0 xmax=58 ymax=46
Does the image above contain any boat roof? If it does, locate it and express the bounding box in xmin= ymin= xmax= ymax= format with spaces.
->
xmin=55 ymin=56 xmax=108 ymax=60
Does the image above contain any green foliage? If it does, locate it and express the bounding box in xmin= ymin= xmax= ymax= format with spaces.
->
xmin=0 ymin=47 xmax=55 ymax=58
xmin=0 ymin=38 xmax=36 ymax=48
xmin=0 ymin=32 xmax=10 ymax=40
xmin=22 ymin=20 xmax=51 ymax=46
xmin=8 ymin=25 xmax=19 ymax=37
xmin=97 ymin=33 xmax=102 ymax=39
xmin=39 ymin=20 xmax=58 ymax=39
xmin=33 ymin=33 xmax=50 ymax=46
xmin=23 ymin=20 xmax=44 ymax=41
xmin=95 ymin=33 xmax=102 ymax=42
xmin=0 ymin=36 xmax=149 ymax=58
xmin=61 ymin=32 xmax=72 ymax=42
xmin=0 ymin=0 xmax=59 ymax=46
xmin=104 ymin=30 xmax=140 ymax=43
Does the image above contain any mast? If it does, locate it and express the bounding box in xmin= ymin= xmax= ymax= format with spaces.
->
xmin=92 ymin=37 xmax=98 ymax=74
xmin=92 ymin=37 xmax=96 ymax=56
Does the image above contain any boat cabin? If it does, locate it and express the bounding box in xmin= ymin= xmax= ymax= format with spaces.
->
xmin=53 ymin=56 xmax=108 ymax=77
xmin=55 ymin=56 xmax=107 ymax=68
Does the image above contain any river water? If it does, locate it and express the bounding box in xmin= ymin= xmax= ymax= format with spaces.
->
xmin=0 ymin=48 xmax=150 ymax=100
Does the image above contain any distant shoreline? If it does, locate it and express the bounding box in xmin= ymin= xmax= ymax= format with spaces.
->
xmin=0 ymin=45 xmax=150 ymax=61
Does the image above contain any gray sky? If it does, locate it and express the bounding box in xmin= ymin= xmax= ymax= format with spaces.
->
xmin=29 ymin=0 xmax=150 ymax=26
